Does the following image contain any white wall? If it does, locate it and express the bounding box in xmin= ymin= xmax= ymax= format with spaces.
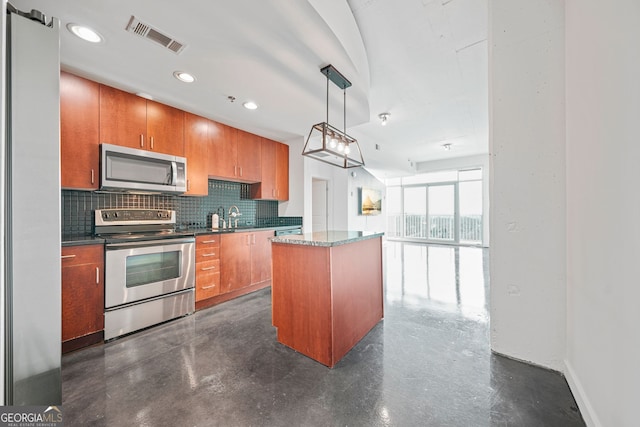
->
xmin=415 ymin=154 xmax=490 ymax=247
xmin=565 ymin=1 xmax=640 ymax=426
xmin=302 ymin=156 xmax=349 ymax=232
xmin=347 ymin=168 xmax=385 ymax=232
xmin=278 ymin=137 xmax=304 ymax=218
xmin=489 ymin=0 xmax=566 ymax=371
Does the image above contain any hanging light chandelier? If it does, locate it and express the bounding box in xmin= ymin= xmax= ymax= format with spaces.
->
xmin=302 ymin=64 xmax=364 ymax=168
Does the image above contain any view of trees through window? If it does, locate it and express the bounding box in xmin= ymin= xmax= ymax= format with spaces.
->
xmin=386 ymin=169 xmax=483 ymax=245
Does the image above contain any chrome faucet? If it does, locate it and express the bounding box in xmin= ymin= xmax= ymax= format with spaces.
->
xmin=228 ymin=205 xmax=241 ymax=228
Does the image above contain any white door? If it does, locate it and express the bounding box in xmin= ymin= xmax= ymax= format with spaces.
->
xmin=311 ymin=179 xmax=328 ymax=232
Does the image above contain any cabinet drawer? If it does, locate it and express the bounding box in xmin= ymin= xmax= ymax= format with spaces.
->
xmin=61 ymin=244 xmax=103 ymax=266
xmin=196 ymin=235 xmax=220 ymax=247
xmin=196 ymin=259 xmax=220 ymax=274
xmin=196 ymin=247 xmax=219 ymax=262
xmin=196 ymin=271 xmax=220 ymax=300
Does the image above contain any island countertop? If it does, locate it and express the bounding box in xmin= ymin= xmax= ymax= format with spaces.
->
xmin=270 ymin=230 xmax=384 ymax=247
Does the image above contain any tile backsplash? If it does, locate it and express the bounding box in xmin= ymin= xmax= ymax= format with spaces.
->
xmin=62 ymin=179 xmax=300 ymax=236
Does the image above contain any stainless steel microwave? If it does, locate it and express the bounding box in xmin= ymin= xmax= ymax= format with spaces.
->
xmin=100 ymin=143 xmax=187 ymax=194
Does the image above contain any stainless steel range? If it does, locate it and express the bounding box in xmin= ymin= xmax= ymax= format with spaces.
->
xmin=95 ymin=209 xmax=195 ymax=340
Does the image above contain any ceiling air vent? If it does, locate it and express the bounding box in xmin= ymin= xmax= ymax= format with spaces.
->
xmin=125 ymin=16 xmax=186 ymax=54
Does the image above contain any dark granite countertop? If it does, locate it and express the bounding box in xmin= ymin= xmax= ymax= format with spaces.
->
xmin=191 ymin=225 xmax=302 ymax=235
xmin=270 ymin=230 xmax=384 ymax=247
xmin=61 ymin=235 xmax=106 ymax=247
xmin=61 ymin=225 xmax=303 ymax=245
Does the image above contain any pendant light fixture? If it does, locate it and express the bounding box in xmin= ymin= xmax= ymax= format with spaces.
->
xmin=302 ymin=65 xmax=364 ymax=168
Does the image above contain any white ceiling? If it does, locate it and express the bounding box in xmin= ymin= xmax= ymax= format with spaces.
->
xmin=13 ymin=0 xmax=487 ymax=179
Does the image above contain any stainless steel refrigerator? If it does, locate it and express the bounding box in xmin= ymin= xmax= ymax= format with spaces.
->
xmin=1 ymin=5 xmax=61 ymax=404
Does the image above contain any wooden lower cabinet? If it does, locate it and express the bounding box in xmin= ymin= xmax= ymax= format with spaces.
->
xmin=220 ymin=230 xmax=273 ymax=292
xmin=196 ymin=230 xmax=274 ymax=309
xmin=195 ymin=235 xmax=221 ymax=301
xmin=220 ymin=232 xmax=252 ymax=292
xmin=250 ymin=230 xmax=273 ymax=284
xmin=61 ymin=244 xmax=104 ymax=353
xmin=221 ymin=230 xmax=274 ymax=293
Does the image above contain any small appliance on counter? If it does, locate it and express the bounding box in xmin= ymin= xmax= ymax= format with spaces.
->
xmin=95 ymin=209 xmax=195 ymax=340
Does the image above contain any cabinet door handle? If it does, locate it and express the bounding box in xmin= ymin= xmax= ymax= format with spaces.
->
xmin=201 ymin=266 xmax=216 ymax=271
xmin=91 ymin=169 xmax=95 ymax=185
xmin=140 ymin=134 xmax=144 ymax=148
xmin=150 ymin=136 xmax=154 ymax=149
xmin=96 ymin=267 xmax=100 ymax=284
xmin=202 ymin=284 xmax=216 ymax=290
xmin=201 ymin=240 xmax=217 ymax=244
xmin=239 ymin=167 xmax=243 ymax=177
xmin=234 ymin=165 xmax=237 ymax=176
xmin=252 ymin=235 xmax=256 ymax=245
xmin=201 ymin=253 xmax=216 ymax=257
xmin=187 ymin=179 xmax=191 ymax=191
xmin=61 ymin=254 xmax=76 ymax=259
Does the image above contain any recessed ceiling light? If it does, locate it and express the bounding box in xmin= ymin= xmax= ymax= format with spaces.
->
xmin=442 ymin=143 xmax=452 ymax=151
xmin=136 ymin=92 xmax=153 ymax=100
xmin=67 ymin=23 xmax=103 ymax=43
xmin=173 ymin=71 xmax=195 ymax=83
xmin=243 ymin=101 xmax=258 ymax=110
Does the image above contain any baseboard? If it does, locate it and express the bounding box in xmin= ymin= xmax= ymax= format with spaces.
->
xmin=491 ymin=349 xmax=564 ymax=374
xmin=62 ymin=331 xmax=104 ymax=354
xmin=196 ymin=281 xmax=270 ymax=311
xmin=564 ymin=359 xmax=602 ymax=427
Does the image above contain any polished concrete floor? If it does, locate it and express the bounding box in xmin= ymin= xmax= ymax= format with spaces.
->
xmin=62 ymin=241 xmax=584 ymax=426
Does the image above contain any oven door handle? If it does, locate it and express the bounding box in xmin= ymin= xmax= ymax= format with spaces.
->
xmin=106 ymin=237 xmax=195 ymax=250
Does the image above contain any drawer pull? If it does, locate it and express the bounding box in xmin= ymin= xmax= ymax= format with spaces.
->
xmin=201 ymin=266 xmax=216 ymax=271
xmin=202 ymin=285 xmax=216 ymax=290
xmin=201 ymin=240 xmax=217 ymax=244
xmin=61 ymin=254 xmax=76 ymax=259
xmin=96 ymin=267 xmax=100 ymax=284
xmin=201 ymin=253 xmax=217 ymax=257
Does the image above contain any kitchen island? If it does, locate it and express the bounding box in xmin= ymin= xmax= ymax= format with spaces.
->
xmin=270 ymin=231 xmax=384 ymax=367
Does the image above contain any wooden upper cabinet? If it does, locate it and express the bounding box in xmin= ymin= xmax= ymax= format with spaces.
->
xmin=99 ymin=85 xmax=147 ymax=149
xmin=209 ymin=121 xmax=237 ymax=180
xmin=275 ymin=142 xmax=289 ymax=200
xmin=60 ymin=71 xmax=100 ymax=190
xmin=251 ymin=139 xmax=289 ymax=201
xmin=209 ymin=124 xmax=261 ymax=183
xmin=250 ymin=138 xmax=276 ymax=200
xmin=146 ymin=101 xmax=184 ymax=156
xmin=183 ymin=112 xmax=210 ymax=196
xmin=236 ymin=129 xmax=262 ymax=182
xmin=99 ymin=85 xmax=184 ymax=155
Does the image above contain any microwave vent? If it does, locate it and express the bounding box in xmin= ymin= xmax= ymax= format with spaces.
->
xmin=126 ymin=16 xmax=185 ymax=54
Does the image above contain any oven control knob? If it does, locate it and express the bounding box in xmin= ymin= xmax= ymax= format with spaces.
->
xmin=104 ymin=213 xmax=109 ymax=218
xmin=113 ymin=212 xmax=119 ymax=218
xmin=157 ymin=212 xmax=162 ymax=218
